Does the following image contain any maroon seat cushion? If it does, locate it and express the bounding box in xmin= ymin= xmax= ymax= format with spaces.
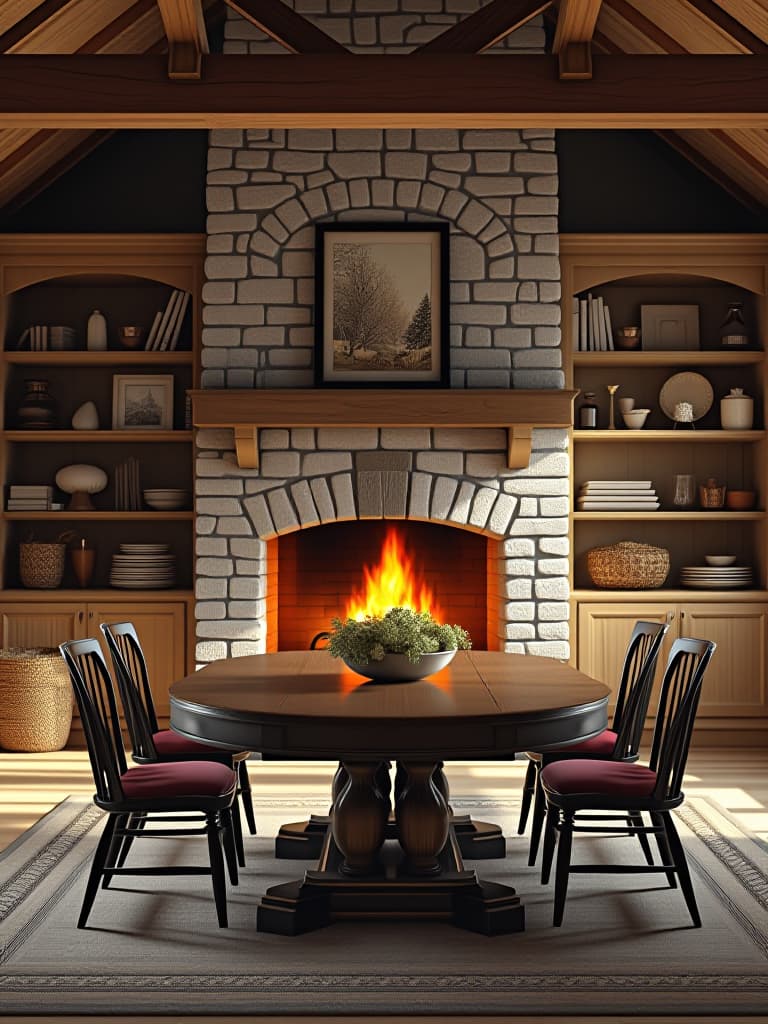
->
xmin=152 ymin=729 xmax=234 ymax=758
xmin=547 ymin=728 xmax=619 ymax=757
xmin=541 ymin=758 xmax=657 ymax=799
xmin=121 ymin=760 xmax=237 ymax=800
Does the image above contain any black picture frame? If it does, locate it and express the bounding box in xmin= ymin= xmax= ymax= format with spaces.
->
xmin=314 ymin=221 xmax=450 ymax=388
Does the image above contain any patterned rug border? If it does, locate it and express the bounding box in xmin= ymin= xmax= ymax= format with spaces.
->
xmin=1 ymin=794 xmax=767 ymax=1006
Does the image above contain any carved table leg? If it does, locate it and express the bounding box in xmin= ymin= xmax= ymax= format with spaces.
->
xmin=395 ymin=761 xmax=449 ymax=876
xmin=333 ymin=761 xmax=390 ymax=875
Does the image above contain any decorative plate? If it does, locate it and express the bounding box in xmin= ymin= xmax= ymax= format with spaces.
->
xmin=658 ymin=372 xmax=713 ymax=422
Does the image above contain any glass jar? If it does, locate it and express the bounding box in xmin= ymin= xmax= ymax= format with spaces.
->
xmin=16 ymin=379 xmax=57 ymax=429
xmin=720 ymin=302 xmax=750 ymax=349
xmin=577 ymin=392 xmax=599 ymax=429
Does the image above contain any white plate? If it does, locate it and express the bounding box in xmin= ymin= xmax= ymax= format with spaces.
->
xmin=681 ymin=580 xmax=752 ymax=589
xmin=658 ymin=372 xmax=714 ymax=422
xmin=119 ymin=545 xmax=170 ymax=552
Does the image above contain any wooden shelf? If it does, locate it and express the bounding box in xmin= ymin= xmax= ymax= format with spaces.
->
xmin=193 ymin=387 xmax=578 ymax=470
xmin=2 ymin=511 xmax=193 ymax=521
xmin=572 ymin=588 xmax=768 ymax=600
xmin=0 ymin=588 xmax=193 ymax=600
xmin=573 ymin=429 xmax=765 ymax=442
xmin=572 ymin=350 xmax=764 ymax=367
xmin=3 ymin=430 xmax=192 ymax=443
xmin=3 ymin=351 xmax=193 ymax=365
xmin=573 ymin=511 xmax=765 ymax=521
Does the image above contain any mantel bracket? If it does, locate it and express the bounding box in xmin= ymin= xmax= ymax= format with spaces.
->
xmin=507 ymin=426 xmax=533 ymax=470
xmin=234 ymin=425 xmax=259 ymax=469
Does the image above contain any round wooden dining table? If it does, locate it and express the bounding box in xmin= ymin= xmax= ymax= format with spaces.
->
xmin=170 ymin=649 xmax=609 ymax=936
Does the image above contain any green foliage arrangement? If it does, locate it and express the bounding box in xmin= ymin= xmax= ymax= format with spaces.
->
xmin=327 ymin=606 xmax=472 ymax=665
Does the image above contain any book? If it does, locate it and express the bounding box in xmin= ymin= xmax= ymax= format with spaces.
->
xmin=577 ymin=501 xmax=660 ymax=511
xmin=582 ymin=480 xmax=653 ymax=488
xmin=156 ymin=289 xmax=183 ymax=350
xmin=162 ymin=290 xmax=190 ymax=351
xmin=571 ymin=296 xmax=580 ymax=352
xmin=16 ymin=327 xmax=30 ymax=350
xmin=150 ymin=289 xmax=181 ymax=351
xmin=590 ymin=294 xmax=601 ymax=351
xmin=579 ymin=298 xmax=588 ymax=352
xmin=144 ymin=310 xmax=162 ymax=351
xmin=9 ymin=485 xmax=54 ymax=496
xmin=596 ymin=296 xmax=607 ymax=351
xmin=603 ymin=302 xmax=615 ymax=351
xmin=577 ymin=496 xmax=659 ymax=505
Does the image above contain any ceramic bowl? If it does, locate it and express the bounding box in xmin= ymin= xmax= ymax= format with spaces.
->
xmin=614 ymin=327 xmax=641 ymax=350
xmin=342 ymin=649 xmax=456 ymax=683
xmin=704 ymin=555 xmax=737 ymax=567
xmin=725 ymin=489 xmax=756 ymax=511
xmin=622 ymin=408 xmax=650 ymax=429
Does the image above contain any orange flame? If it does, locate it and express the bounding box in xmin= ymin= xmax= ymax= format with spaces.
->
xmin=344 ymin=527 xmax=442 ymax=622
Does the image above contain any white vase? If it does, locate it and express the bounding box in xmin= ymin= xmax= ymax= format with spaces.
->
xmin=720 ymin=388 xmax=753 ymax=430
xmin=71 ymin=401 xmax=99 ymax=431
xmin=86 ymin=309 xmax=107 ymax=351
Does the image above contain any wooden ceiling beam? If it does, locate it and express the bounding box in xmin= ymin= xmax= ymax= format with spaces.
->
xmin=156 ymin=0 xmax=209 ymax=79
xmin=553 ymin=0 xmax=602 ymax=80
xmin=1 ymin=53 xmax=768 ymax=129
xmin=0 ymin=0 xmax=74 ymax=52
xmin=415 ymin=0 xmax=552 ymax=54
xmin=223 ymin=0 xmax=346 ymax=54
xmin=682 ymin=0 xmax=768 ymax=54
xmin=606 ymin=0 xmax=687 ymax=54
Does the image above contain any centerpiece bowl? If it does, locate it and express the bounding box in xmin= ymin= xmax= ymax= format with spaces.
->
xmin=343 ymin=648 xmax=456 ymax=683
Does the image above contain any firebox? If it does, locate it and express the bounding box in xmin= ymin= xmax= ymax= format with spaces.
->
xmin=268 ymin=521 xmax=497 ymax=653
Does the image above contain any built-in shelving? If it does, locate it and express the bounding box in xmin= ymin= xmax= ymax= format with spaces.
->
xmin=572 ymin=350 xmax=764 ymax=367
xmin=573 ymin=429 xmax=765 ymax=443
xmin=573 ymin=510 xmax=765 ymax=521
xmin=3 ymin=351 xmax=194 ymax=366
xmin=4 ymin=430 xmax=193 ymax=443
xmin=2 ymin=511 xmax=193 ymax=521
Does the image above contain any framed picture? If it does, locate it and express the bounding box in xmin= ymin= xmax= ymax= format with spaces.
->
xmin=640 ymin=304 xmax=700 ymax=350
xmin=112 ymin=374 xmax=174 ymax=430
xmin=315 ymin=222 xmax=450 ymax=387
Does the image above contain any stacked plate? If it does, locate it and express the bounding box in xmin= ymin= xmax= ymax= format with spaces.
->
xmin=110 ymin=543 xmax=176 ymax=589
xmin=680 ymin=564 xmax=753 ymax=589
xmin=143 ymin=488 xmax=190 ymax=511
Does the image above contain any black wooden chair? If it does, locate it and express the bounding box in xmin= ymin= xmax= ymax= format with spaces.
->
xmin=100 ymin=620 xmax=256 ymax=868
xmin=60 ymin=638 xmax=239 ymax=928
xmin=518 ymin=620 xmax=669 ymax=865
xmin=539 ymin=636 xmax=716 ymax=927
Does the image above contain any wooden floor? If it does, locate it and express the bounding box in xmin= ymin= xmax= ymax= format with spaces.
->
xmin=1 ymin=747 xmax=767 ymax=1024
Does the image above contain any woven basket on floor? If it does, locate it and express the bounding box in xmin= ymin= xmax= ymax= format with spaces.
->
xmin=0 ymin=648 xmax=72 ymax=751
xmin=19 ymin=542 xmax=66 ymax=589
xmin=587 ymin=541 xmax=670 ymax=590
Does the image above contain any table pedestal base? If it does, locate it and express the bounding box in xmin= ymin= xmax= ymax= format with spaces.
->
xmin=258 ymin=829 xmax=524 ymax=937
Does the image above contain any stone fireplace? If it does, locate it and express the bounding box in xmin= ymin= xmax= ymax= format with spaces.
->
xmin=196 ymin=2 xmax=569 ymax=665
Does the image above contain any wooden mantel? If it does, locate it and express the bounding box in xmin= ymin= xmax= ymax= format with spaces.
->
xmin=192 ymin=388 xmax=578 ymax=470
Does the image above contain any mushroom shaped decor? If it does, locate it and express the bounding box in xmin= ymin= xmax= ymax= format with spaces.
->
xmin=55 ymin=464 xmax=107 ymax=511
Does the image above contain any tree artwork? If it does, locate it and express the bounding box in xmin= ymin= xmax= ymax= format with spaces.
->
xmin=332 ymin=243 xmax=407 ymax=359
xmin=403 ymin=293 xmax=432 ymax=351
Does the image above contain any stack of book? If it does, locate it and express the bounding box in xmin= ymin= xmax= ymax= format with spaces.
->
xmin=115 ymin=456 xmax=141 ymax=511
xmin=16 ymin=325 xmax=75 ymax=351
xmin=6 ymin=485 xmax=64 ymax=511
xmin=144 ymin=289 xmax=191 ymax=351
xmin=577 ymin=480 xmax=660 ymax=512
xmin=572 ymin=293 xmax=615 ymax=351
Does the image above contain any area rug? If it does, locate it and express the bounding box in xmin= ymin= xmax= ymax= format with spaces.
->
xmin=1 ymin=791 xmax=767 ymax=1016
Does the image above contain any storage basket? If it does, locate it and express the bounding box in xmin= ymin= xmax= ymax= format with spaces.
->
xmin=0 ymin=648 xmax=72 ymax=751
xmin=19 ymin=541 xmax=66 ymax=588
xmin=587 ymin=541 xmax=670 ymax=590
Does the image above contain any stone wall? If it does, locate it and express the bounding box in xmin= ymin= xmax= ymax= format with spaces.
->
xmin=197 ymin=2 xmax=570 ymax=664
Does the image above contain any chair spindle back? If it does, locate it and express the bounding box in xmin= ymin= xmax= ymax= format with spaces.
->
xmin=611 ymin=620 xmax=669 ymax=760
xmin=100 ymin=621 xmax=159 ymax=761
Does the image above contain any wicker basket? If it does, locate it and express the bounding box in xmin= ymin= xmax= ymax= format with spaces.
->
xmin=0 ymin=648 xmax=72 ymax=751
xmin=587 ymin=541 xmax=670 ymax=590
xmin=19 ymin=542 xmax=66 ymax=589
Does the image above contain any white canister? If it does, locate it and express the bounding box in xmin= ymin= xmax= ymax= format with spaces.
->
xmin=86 ymin=309 xmax=107 ymax=351
xmin=720 ymin=387 xmax=754 ymax=430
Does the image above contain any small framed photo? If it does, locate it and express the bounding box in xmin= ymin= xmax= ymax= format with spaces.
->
xmin=640 ymin=304 xmax=700 ymax=350
xmin=112 ymin=374 xmax=174 ymax=430
xmin=315 ymin=222 xmax=450 ymax=387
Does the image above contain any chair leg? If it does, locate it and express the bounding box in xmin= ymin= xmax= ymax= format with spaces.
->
xmin=628 ymin=810 xmax=654 ymax=866
xmin=517 ymin=759 xmax=536 ymax=835
xmin=238 ymin=760 xmax=257 ymax=836
xmin=102 ymin=812 xmax=128 ymax=889
xmin=78 ymin=813 xmax=117 ymax=929
xmin=553 ymin=811 xmax=574 ymax=927
xmin=231 ymin=796 xmax=246 ymax=868
xmin=206 ymin=812 xmax=229 ymax=928
xmin=662 ymin=811 xmax=701 ymax=928
xmin=540 ymin=804 xmax=559 ymax=885
xmin=527 ymin=771 xmax=546 ymax=866
xmin=650 ymin=810 xmax=677 ymax=888
xmin=221 ymin=808 xmax=239 ymax=887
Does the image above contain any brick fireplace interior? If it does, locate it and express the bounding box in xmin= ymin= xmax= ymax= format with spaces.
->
xmin=268 ymin=521 xmax=497 ymax=653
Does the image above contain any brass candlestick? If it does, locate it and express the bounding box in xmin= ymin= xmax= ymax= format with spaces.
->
xmin=607 ymin=384 xmax=620 ymax=430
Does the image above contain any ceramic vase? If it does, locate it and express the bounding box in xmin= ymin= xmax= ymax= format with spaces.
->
xmin=720 ymin=388 xmax=754 ymax=430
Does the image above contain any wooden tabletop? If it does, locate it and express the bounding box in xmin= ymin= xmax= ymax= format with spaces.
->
xmin=169 ymin=650 xmax=610 ymax=760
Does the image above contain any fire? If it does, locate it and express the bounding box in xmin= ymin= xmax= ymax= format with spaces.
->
xmin=344 ymin=527 xmax=442 ymax=622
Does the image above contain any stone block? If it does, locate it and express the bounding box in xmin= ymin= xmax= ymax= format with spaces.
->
xmin=289 ymin=480 xmax=319 ymax=526
xmin=451 ymin=348 xmax=510 ymax=369
xmin=540 ymin=497 xmax=569 ymax=517
xmin=539 ymin=282 xmax=561 ymax=303
xmin=451 ymin=304 xmax=507 ymax=326
xmin=205 ymin=254 xmax=248 ymax=280
xmin=475 ymin=152 xmax=511 ymax=173
xmin=535 ymin=576 xmax=569 ymax=600
xmin=196 ymin=578 xmax=227 ymax=600
xmin=197 ymin=619 xmax=263 ymax=641
xmin=513 ymin=369 xmax=565 ymax=389
xmin=357 ymin=452 xmax=411 ymax=472
xmin=203 ymin=304 xmax=264 ymax=327
xmin=450 ymin=235 xmax=485 ymax=281
xmin=318 ymin=427 xmax=378 ymax=449
xmin=514 ymin=348 xmax=562 ymax=369
xmin=430 ymin=171 xmax=462 ymax=190
xmin=465 ymin=176 xmax=524 ymax=197
xmin=372 ymin=178 xmax=396 ymax=206
xmin=265 ymin=488 xmax=299 ymax=534
xmin=244 ymin=494 xmax=276 ymax=538
xmin=260 ymin=429 xmax=289 ymax=450
xmin=494 ymin=327 xmax=531 ymax=349
xmin=538 ymin=536 xmax=569 ymax=555
xmin=207 ymin=235 xmax=233 ymax=254
xmin=385 ymin=153 xmax=428 ymax=179
xmin=517 ymin=254 xmax=560 ymax=281
xmin=308 ymin=477 xmax=335 ymax=522
xmin=515 ymin=195 xmax=558 ymax=216
xmin=196 ymin=497 xmax=243 ymax=517
xmin=474 ymin=282 xmax=514 ymax=302
xmin=489 ymin=492 xmax=518 ymax=535
xmin=237 ymin=185 xmax=296 ymax=209
xmin=509 ymin=517 xmax=568 ymax=537
xmin=416 ymin=451 xmax=463 ymax=475
xmin=505 ymin=623 xmax=536 ymax=640
xmin=287 ymin=129 xmax=333 ymax=150
xmin=266 ymin=307 xmax=312 ymax=325
xmin=458 ymin=199 xmax=493 ymax=236
xmin=465 ymin=326 xmax=491 ymax=347
xmin=414 ymin=130 xmax=460 ymax=150
xmin=196 ymin=557 xmax=235 ymax=577
xmin=196 ymin=427 xmax=236 ymax=450
xmin=250 ymin=256 xmax=279 ymax=277
xmin=202 ymin=281 xmax=235 ymax=305
xmin=408 ymin=471 xmax=432 ymax=519
xmin=536 ymin=601 xmax=569 ymax=621
xmin=336 ymin=129 xmax=383 ymax=150
xmin=503 ymin=538 xmax=535 ymax=556
xmin=526 ymin=641 xmax=570 ymax=660
xmin=206 ymin=186 xmax=235 ymax=213
xmin=273 ymin=151 xmax=325 ymax=173
xmin=381 ymin=427 xmax=430 ymax=450
xmin=357 ymin=471 xmax=383 ymax=517
xmin=229 ymin=577 xmax=265 ymax=601
xmin=514 ymin=216 xmax=558 ymax=235
xmin=440 ymin=190 xmax=469 ymax=220
xmin=243 ymin=326 xmax=285 ymax=347
xmin=511 ymin=303 xmax=560 ymax=326
xmin=331 ymin=473 xmax=357 ymax=520
xmin=519 ymin=497 xmax=538 ymax=517
xmin=329 ymin=152 xmax=381 ymax=178
xmin=488 ymin=257 xmax=515 ymax=280
xmin=275 ymin=199 xmax=310 ymax=233
xmin=433 ymin=154 xmax=471 ymax=172
xmin=504 ymin=577 xmax=532 ymax=599
xmin=504 ymin=601 xmax=535 ymax=622
xmin=326 ymin=181 xmax=351 ymax=211
xmin=466 ymin=452 xmax=506 ymax=479
xmin=449 ymin=480 xmax=475 ymax=525
xmin=514 ymin=151 xmax=558 ymax=174
xmin=469 ymin=486 xmax=497 ymax=529
xmin=226 ymin=369 xmax=255 ymax=388
xmin=502 ymin=558 xmax=535 ymax=577
xmin=538 ymin=557 xmax=569 ymax=576
xmin=303 ymin=452 xmax=353 ymax=476
xmin=260 ymin=451 xmax=300 ymax=477
xmin=463 ymin=130 xmax=522 ymax=150
xmin=196 ymin=600 xmax=227 ymax=620
xmin=196 ymin=537 xmax=229 ymax=557
xmin=249 ymin=232 xmax=280 ymax=258
xmin=196 ymin=640 xmax=227 ymax=663
xmin=430 ymin=476 xmax=458 ymax=520
xmin=396 ymin=180 xmax=421 ymax=208
xmin=348 ymin=178 xmax=371 ymax=208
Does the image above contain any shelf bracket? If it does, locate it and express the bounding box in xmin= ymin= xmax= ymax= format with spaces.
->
xmin=234 ymin=425 xmax=259 ymax=469
xmin=507 ymin=426 xmax=533 ymax=469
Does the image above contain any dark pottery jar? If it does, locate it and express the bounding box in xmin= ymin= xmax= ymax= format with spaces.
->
xmin=17 ymin=379 xmax=57 ymax=429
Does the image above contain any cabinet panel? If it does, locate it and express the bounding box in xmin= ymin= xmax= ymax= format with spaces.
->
xmin=682 ymin=603 xmax=767 ymax=715
xmin=86 ymin=601 xmax=186 ymax=722
xmin=577 ymin=602 xmax=673 ymax=710
xmin=0 ymin=603 xmax=84 ymax=648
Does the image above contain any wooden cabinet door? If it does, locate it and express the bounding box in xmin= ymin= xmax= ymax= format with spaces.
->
xmin=86 ymin=602 xmax=186 ymax=724
xmin=681 ymin=603 xmax=768 ymax=717
xmin=0 ymin=602 xmax=85 ymax=648
xmin=577 ymin=602 xmax=675 ymax=714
